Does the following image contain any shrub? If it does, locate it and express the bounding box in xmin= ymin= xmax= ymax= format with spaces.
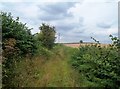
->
xmin=71 ymin=35 xmax=120 ymax=88
xmin=1 ymin=12 xmax=37 ymax=87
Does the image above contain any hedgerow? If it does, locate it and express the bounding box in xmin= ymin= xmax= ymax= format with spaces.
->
xmin=71 ymin=35 xmax=120 ymax=88
xmin=1 ymin=12 xmax=37 ymax=87
xmin=1 ymin=12 xmax=57 ymax=87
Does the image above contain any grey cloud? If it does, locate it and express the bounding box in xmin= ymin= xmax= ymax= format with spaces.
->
xmin=39 ymin=13 xmax=72 ymax=21
xmin=72 ymin=29 xmax=85 ymax=34
xmin=97 ymin=23 xmax=112 ymax=29
xmin=61 ymin=34 xmax=91 ymax=43
xmin=38 ymin=2 xmax=76 ymax=21
xmin=55 ymin=17 xmax=84 ymax=31
xmin=54 ymin=17 xmax=85 ymax=42
xmin=56 ymin=24 xmax=76 ymax=31
xmin=2 ymin=2 xmax=115 ymax=44
xmin=40 ymin=2 xmax=76 ymax=14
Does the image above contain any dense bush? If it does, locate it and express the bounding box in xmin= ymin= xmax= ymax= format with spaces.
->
xmin=1 ymin=12 xmax=57 ymax=87
xmin=1 ymin=12 xmax=37 ymax=87
xmin=1 ymin=12 xmax=37 ymax=57
xmin=71 ymin=35 xmax=120 ymax=88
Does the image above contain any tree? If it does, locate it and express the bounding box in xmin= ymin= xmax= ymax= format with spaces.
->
xmin=80 ymin=40 xmax=83 ymax=43
xmin=38 ymin=23 xmax=56 ymax=49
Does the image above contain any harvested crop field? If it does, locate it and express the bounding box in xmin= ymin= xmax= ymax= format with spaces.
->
xmin=63 ymin=43 xmax=110 ymax=48
xmin=63 ymin=43 xmax=80 ymax=48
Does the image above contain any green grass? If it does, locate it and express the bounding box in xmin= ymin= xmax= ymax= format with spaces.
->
xmin=36 ymin=45 xmax=79 ymax=87
xmin=7 ymin=44 xmax=111 ymax=87
xmin=11 ymin=44 xmax=81 ymax=87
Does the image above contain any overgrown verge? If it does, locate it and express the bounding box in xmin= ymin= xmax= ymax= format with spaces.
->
xmin=71 ymin=35 xmax=120 ymax=88
xmin=3 ymin=44 xmax=77 ymax=87
xmin=1 ymin=12 xmax=56 ymax=87
xmin=1 ymin=12 xmax=38 ymax=87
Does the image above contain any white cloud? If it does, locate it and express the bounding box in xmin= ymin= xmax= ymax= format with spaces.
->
xmin=69 ymin=2 xmax=117 ymax=25
xmin=0 ymin=0 xmax=119 ymax=2
xmin=0 ymin=1 xmax=118 ymax=43
xmin=0 ymin=0 xmax=84 ymax=3
xmin=15 ymin=4 xmax=39 ymax=18
xmin=84 ymin=0 xmax=118 ymax=3
xmin=68 ymin=2 xmax=118 ymax=42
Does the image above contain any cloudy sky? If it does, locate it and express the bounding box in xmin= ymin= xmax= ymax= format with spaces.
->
xmin=0 ymin=0 xmax=119 ymax=43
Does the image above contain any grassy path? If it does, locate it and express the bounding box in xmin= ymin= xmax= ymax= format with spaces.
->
xmin=35 ymin=46 xmax=80 ymax=87
xmin=13 ymin=46 xmax=80 ymax=87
